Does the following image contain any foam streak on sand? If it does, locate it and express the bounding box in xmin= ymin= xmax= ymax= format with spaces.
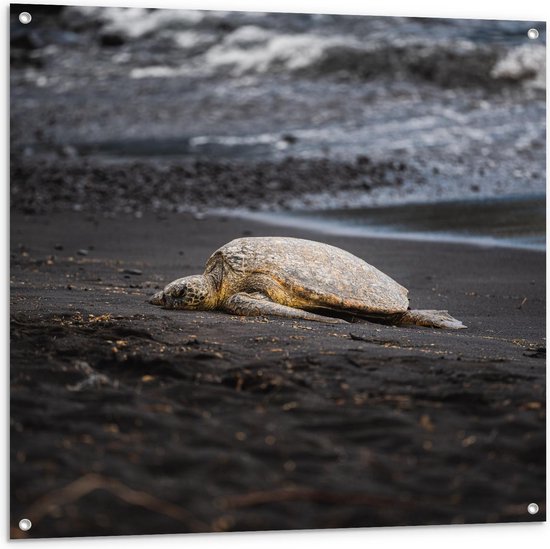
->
xmin=228 ymin=194 xmax=546 ymax=252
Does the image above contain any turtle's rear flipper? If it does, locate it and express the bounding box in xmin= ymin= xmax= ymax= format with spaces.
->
xmin=398 ymin=309 xmax=466 ymax=329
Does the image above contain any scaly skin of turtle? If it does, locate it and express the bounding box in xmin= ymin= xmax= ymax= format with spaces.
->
xmin=223 ymin=292 xmax=347 ymax=324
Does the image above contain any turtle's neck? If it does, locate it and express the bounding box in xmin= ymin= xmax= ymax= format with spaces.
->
xmin=199 ymin=273 xmax=220 ymax=310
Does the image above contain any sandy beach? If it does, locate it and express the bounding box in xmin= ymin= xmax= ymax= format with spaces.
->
xmin=10 ymin=211 xmax=545 ymax=537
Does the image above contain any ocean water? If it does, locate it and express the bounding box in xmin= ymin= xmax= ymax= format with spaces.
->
xmin=67 ymin=7 xmax=546 ymax=87
xmin=11 ymin=7 xmax=547 ymax=248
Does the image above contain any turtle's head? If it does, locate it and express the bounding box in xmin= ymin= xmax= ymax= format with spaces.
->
xmin=149 ymin=275 xmax=217 ymax=310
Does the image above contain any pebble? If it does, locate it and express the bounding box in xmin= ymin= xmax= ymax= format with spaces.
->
xmin=100 ymin=32 xmax=125 ymax=47
xmin=123 ymin=268 xmax=142 ymax=275
xmin=77 ymin=249 xmax=88 ymax=256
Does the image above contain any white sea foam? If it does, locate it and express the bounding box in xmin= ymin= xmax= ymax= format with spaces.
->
xmin=66 ymin=6 xmax=207 ymax=39
xmin=130 ymin=66 xmax=185 ymax=79
xmin=172 ymin=30 xmax=216 ymax=50
xmin=491 ymin=44 xmax=546 ymax=89
xmin=190 ymin=133 xmax=279 ymax=147
xmin=222 ymin=25 xmax=274 ymax=47
xmin=204 ymin=27 xmax=362 ymax=75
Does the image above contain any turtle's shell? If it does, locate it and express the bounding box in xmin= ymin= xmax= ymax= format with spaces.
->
xmin=206 ymin=237 xmax=409 ymax=314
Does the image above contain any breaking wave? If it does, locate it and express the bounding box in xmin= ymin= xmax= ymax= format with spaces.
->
xmin=66 ymin=7 xmax=546 ymax=89
xmin=491 ymin=43 xmax=546 ymax=89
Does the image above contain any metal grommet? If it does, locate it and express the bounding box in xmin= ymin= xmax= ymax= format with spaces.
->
xmin=527 ymin=502 xmax=539 ymax=515
xmin=19 ymin=12 xmax=32 ymax=24
xmin=527 ymin=28 xmax=539 ymax=40
xmin=18 ymin=518 xmax=32 ymax=531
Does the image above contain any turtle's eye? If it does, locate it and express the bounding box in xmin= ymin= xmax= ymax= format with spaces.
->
xmin=174 ymin=286 xmax=187 ymax=298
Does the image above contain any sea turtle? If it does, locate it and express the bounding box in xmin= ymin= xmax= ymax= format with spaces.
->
xmin=149 ymin=237 xmax=466 ymax=329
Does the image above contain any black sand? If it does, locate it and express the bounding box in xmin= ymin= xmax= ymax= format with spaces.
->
xmin=10 ymin=211 xmax=546 ymax=538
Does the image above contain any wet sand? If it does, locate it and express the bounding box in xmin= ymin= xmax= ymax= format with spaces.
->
xmin=10 ymin=211 xmax=546 ymax=538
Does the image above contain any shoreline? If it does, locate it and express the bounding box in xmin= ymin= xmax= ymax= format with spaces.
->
xmin=224 ymin=208 xmax=546 ymax=253
xmin=10 ymin=209 xmax=546 ymax=348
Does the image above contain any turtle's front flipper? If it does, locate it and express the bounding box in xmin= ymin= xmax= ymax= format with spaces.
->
xmin=223 ymin=293 xmax=347 ymax=324
xmin=398 ymin=309 xmax=466 ymax=329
